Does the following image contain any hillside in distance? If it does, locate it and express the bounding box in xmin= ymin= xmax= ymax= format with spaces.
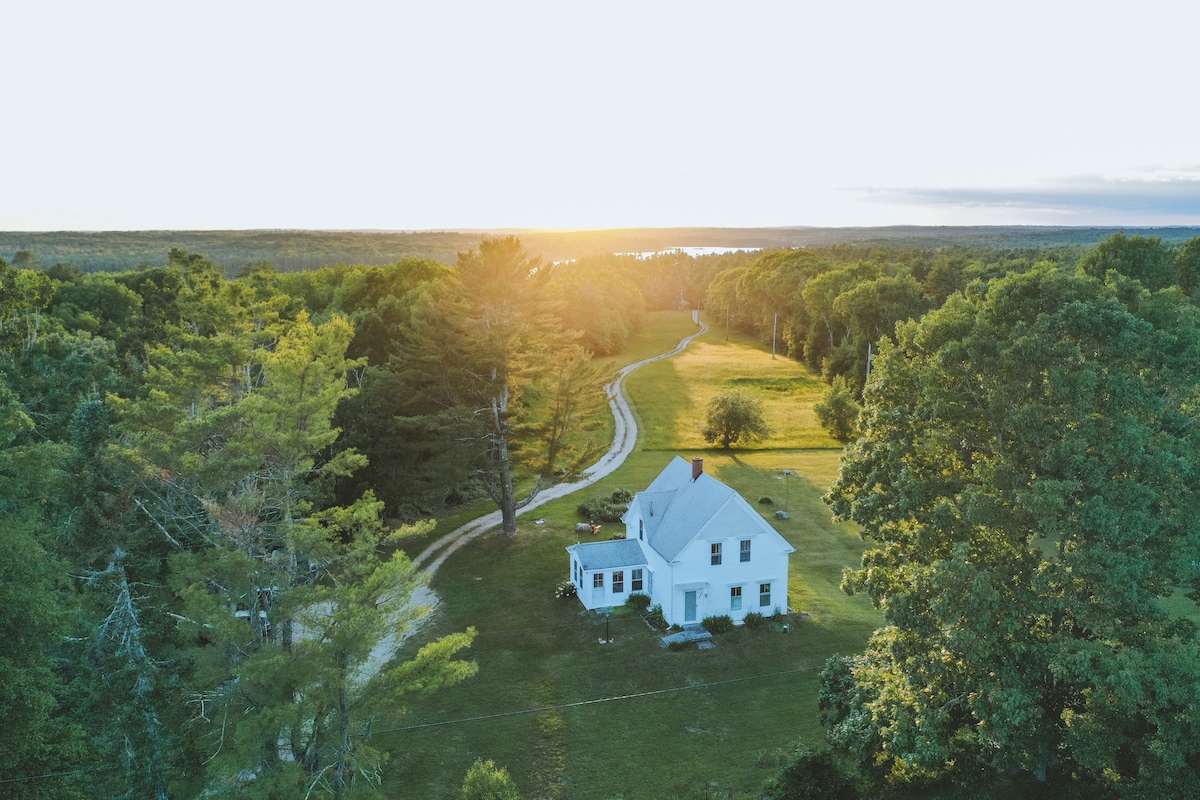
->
xmin=4 ymin=225 xmax=1200 ymax=272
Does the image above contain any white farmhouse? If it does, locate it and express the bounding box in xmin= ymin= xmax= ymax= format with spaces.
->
xmin=566 ymin=457 xmax=794 ymax=626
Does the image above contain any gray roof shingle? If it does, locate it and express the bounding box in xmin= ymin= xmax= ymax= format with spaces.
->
xmin=566 ymin=538 xmax=647 ymax=571
xmin=645 ymin=473 xmax=737 ymax=560
xmin=623 ymin=456 xmax=776 ymax=562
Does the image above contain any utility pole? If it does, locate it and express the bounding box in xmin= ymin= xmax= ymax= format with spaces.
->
xmin=771 ymin=312 xmax=777 ymax=359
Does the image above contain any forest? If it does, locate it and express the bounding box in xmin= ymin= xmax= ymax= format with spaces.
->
xmin=4 ymin=225 xmax=1200 ymax=274
xmin=2 ymin=230 xmax=1199 ymax=798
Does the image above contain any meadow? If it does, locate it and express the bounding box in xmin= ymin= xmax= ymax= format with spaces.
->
xmin=383 ymin=311 xmax=881 ymax=799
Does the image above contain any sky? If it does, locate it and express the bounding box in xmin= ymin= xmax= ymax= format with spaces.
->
xmin=3 ymin=1 xmax=1199 ymax=231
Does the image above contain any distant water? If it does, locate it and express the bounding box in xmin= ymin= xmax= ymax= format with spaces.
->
xmin=617 ymin=246 xmax=762 ymax=259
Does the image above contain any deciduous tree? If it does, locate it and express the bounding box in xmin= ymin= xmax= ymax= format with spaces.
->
xmin=1076 ymin=230 xmax=1175 ymax=291
xmin=826 ymin=266 xmax=1200 ymax=794
xmin=813 ymin=376 xmax=861 ymax=442
xmin=461 ymin=758 xmax=521 ymax=800
xmin=701 ymin=391 xmax=771 ymax=449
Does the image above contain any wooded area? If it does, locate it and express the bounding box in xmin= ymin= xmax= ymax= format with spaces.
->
xmin=3 ymin=231 xmax=1199 ymax=798
xmin=4 ymin=226 xmax=1200 ymax=274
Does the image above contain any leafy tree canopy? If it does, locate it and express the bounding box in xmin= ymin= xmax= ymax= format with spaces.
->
xmin=461 ymin=758 xmax=521 ymax=800
xmin=826 ymin=266 xmax=1200 ymax=795
xmin=701 ymin=390 xmax=771 ymax=449
xmin=1076 ymin=231 xmax=1175 ymax=291
xmin=814 ymin=376 xmax=861 ymax=442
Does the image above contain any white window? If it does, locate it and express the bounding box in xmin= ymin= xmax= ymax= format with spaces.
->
xmin=759 ymin=582 xmax=771 ymax=607
xmin=631 ymin=568 xmax=643 ymax=592
xmin=594 ymin=573 xmax=604 ymax=589
xmin=613 ymin=570 xmax=625 ymax=593
xmin=740 ymin=539 xmax=751 ymax=562
xmin=711 ymin=542 xmax=722 ymax=566
xmin=730 ymin=586 xmax=742 ymax=611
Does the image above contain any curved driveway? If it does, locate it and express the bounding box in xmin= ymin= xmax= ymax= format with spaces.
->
xmin=364 ymin=312 xmax=708 ymax=670
xmin=411 ymin=310 xmax=709 ymax=577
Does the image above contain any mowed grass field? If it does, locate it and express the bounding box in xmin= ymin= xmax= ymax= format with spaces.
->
xmin=382 ymin=311 xmax=881 ymax=799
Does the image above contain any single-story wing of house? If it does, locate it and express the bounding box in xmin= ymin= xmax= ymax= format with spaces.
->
xmin=566 ymin=456 xmax=794 ymax=626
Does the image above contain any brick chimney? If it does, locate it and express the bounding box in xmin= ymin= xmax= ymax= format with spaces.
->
xmin=692 ymin=457 xmax=704 ymax=481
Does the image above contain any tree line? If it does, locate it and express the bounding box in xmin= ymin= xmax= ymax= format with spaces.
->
xmin=759 ymin=233 xmax=1200 ymax=799
xmin=706 ymin=234 xmax=1200 ymax=439
xmin=6 ymin=226 xmax=1200 ymax=274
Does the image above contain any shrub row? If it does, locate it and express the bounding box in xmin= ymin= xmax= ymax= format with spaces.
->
xmin=701 ymin=614 xmax=734 ymax=635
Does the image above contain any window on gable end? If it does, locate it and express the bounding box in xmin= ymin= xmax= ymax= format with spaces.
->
xmin=740 ymin=539 xmax=751 ymax=562
xmin=711 ymin=542 xmax=722 ymax=566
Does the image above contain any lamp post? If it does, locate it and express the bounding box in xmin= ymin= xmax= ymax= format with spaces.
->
xmin=782 ymin=469 xmax=793 ymax=514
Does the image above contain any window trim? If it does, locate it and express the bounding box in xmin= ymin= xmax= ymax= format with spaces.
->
xmin=730 ymin=585 xmax=742 ymax=611
xmin=594 ymin=572 xmax=604 ymax=589
xmin=612 ymin=570 xmax=625 ymax=594
xmin=631 ymin=568 xmax=643 ymax=592
xmin=740 ymin=539 xmax=751 ymax=563
xmin=759 ymin=582 xmax=771 ymax=607
xmin=711 ymin=542 xmax=722 ymax=566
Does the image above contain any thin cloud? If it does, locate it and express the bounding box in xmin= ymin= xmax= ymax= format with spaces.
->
xmin=859 ymin=171 xmax=1200 ymax=223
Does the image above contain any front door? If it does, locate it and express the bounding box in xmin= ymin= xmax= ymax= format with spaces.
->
xmin=684 ymin=590 xmax=697 ymax=623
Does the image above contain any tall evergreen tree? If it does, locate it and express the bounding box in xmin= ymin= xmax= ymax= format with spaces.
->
xmin=113 ymin=268 xmax=477 ymax=796
xmin=0 ymin=382 xmax=85 ymax=799
xmin=395 ymin=237 xmax=567 ymax=533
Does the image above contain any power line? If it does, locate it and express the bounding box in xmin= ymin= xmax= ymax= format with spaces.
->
xmin=0 ymin=767 xmax=93 ymax=785
xmin=373 ymin=666 xmax=813 ymax=735
xmin=0 ymin=668 xmax=816 ymax=784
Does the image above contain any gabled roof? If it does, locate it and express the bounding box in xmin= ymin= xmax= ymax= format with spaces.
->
xmin=623 ymin=456 xmax=790 ymax=562
xmin=566 ymin=538 xmax=647 ymax=571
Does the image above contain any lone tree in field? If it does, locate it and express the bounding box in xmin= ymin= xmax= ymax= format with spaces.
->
xmin=701 ymin=391 xmax=771 ymax=449
xmin=814 ymin=375 xmax=861 ymax=442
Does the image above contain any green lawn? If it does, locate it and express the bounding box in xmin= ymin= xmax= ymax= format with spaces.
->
xmin=625 ymin=326 xmax=841 ymax=452
xmin=381 ymin=312 xmax=880 ymax=799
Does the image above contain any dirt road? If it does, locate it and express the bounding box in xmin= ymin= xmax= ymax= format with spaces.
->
xmin=368 ymin=312 xmax=708 ymax=666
